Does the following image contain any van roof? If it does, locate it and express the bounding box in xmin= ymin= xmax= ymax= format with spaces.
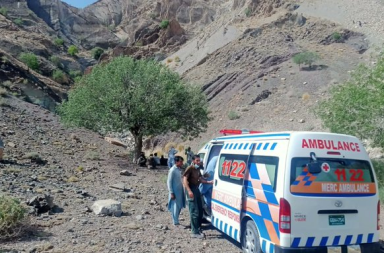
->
xmin=212 ymin=131 xmax=357 ymax=141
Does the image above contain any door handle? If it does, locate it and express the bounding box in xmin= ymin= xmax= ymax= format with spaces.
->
xmin=214 ymin=179 xmax=217 ymax=186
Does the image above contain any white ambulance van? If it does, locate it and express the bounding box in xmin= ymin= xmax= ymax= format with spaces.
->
xmin=197 ymin=130 xmax=380 ymax=253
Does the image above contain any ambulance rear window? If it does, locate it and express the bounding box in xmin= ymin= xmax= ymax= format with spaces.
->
xmin=290 ymin=158 xmax=376 ymax=196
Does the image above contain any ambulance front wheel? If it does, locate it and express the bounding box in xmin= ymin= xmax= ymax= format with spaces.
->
xmin=242 ymin=220 xmax=261 ymax=253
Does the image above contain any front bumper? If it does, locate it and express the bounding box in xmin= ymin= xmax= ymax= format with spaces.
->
xmin=274 ymin=242 xmax=380 ymax=253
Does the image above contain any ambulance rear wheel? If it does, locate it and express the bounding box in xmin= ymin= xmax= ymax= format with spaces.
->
xmin=242 ymin=220 xmax=261 ymax=253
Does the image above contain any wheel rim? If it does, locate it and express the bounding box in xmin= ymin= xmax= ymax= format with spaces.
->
xmin=244 ymin=227 xmax=255 ymax=253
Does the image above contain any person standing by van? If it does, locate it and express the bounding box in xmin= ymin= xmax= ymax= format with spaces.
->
xmin=185 ymin=147 xmax=194 ymax=165
xmin=199 ymin=155 xmax=218 ymax=216
xmin=167 ymin=156 xmax=186 ymax=227
xmin=183 ymin=155 xmax=213 ymax=239
xmin=168 ymin=146 xmax=178 ymax=168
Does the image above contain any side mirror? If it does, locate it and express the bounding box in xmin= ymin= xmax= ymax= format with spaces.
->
xmin=307 ymin=162 xmax=322 ymax=174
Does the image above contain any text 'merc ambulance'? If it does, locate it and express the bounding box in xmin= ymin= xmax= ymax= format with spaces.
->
xmin=197 ymin=130 xmax=380 ymax=253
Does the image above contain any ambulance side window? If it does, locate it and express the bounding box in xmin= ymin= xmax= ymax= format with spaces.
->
xmin=249 ymin=156 xmax=279 ymax=191
xmin=198 ymin=153 xmax=206 ymax=161
xmin=218 ymin=154 xmax=248 ymax=185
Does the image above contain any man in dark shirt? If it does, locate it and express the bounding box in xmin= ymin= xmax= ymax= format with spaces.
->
xmin=183 ymin=155 xmax=213 ymax=239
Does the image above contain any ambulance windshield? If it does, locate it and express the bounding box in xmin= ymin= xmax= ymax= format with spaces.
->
xmin=290 ymin=158 xmax=376 ymax=196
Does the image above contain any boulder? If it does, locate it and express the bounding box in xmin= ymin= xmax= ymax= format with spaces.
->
xmin=91 ymin=199 xmax=122 ymax=217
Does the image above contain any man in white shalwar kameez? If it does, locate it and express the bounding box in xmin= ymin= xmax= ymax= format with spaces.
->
xmin=167 ymin=156 xmax=186 ymax=226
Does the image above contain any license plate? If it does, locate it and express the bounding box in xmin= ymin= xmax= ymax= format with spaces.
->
xmin=329 ymin=215 xmax=345 ymax=225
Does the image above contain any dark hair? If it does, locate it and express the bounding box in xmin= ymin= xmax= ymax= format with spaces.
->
xmin=150 ymin=153 xmax=153 ymax=156
xmin=192 ymin=155 xmax=200 ymax=160
xmin=174 ymin=156 xmax=184 ymax=162
xmin=154 ymin=153 xmax=157 ymax=156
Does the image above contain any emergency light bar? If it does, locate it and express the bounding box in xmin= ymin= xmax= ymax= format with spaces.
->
xmin=219 ymin=129 xmax=264 ymax=136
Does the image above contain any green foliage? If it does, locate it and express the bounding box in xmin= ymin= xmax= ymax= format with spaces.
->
xmin=372 ymin=159 xmax=384 ymax=202
xmin=160 ymin=20 xmax=170 ymax=29
xmin=245 ymin=8 xmax=252 ymax=17
xmin=13 ymin=18 xmax=23 ymax=26
xmin=228 ymin=111 xmax=240 ymax=120
xmin=332 ymin=32 xmax=342 ymax=41
xmin=372 ymin=160 xmax=384 ymax=188
xmin=52 ymin=69 xmax=65 ymax=83
xmin=54 ymin=38 xmax=64 ymax=47
xmin=316 ymin=55 xmax=384 ymax=149
xmin=50 ymin=55 xmax=61 ymax=67
xmin=0 ymin=195 xmax=27 ymax=239
xmin=59 ymin=56 xmax=210 ymax=158
xmin=19 ymin=52 xmax=39 ymax=71
xmin=91 ymin=47 xmax=104 ymax=60
xmin=69 ymin=70 xmax=82 ymax=80
xmin=292 ymin=51 xmax=320 ymax=69
xmin=68 ymin=45 xmax=79 ymax=57
xmin=0 ymin=7 xmax=7 ymax=17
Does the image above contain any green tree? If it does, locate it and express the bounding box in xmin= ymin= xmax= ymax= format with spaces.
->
xmin=68 ymin=45 xmax=78 ymax=56
xmin=91 ymin=47 xmax=104 ymax=60
xmin=54 ymin=38 xmax=64 ymax=47
xmin=292 ymin=51 xmax=320 ymax=69
xmin=160 ymin=20 xmax=169 ymax=29
xmin=19 ymin=52 xmax=39 ymax=71
xmin=316 ymin=55 xmax=384 ymax=149
xmin=59 ymin=56 xmax=210 ymax=159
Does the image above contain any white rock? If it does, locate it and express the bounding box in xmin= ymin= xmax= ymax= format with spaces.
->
xmin=91 ymin=199 xmax=122 ymax=217
xmin=303 ymin=82 xmax=307 ymax=85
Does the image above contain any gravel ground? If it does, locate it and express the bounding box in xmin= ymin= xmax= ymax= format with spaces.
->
xmin=0 ymin=97 xmax=241 ymax=253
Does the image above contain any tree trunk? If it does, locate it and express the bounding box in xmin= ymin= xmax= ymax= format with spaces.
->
xmin=133 ymin=133 xmax=143 ymax=161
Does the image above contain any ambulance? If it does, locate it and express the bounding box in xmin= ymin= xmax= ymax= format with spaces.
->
xmin=197 ymin=130 xmax=380 ymax=253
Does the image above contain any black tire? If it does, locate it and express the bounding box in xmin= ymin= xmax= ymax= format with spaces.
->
xmin=242 ymin=220 xmax=262 ymax=253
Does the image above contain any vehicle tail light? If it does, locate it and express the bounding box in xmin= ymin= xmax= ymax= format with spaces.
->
xmin=378 ymin=200 xmax=380 ymax=230
xmin=279 ymin=198 xmax=291 ymax=234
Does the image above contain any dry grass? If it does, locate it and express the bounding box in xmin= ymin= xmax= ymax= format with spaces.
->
xmin=153 ymin=150 xmax=163 ymax=157
xmin=177 ymin=144 xmax=185 ymax=153
xmin=0 ymin=88 xmax=7 ymax=97
xmin=166 ymin=58 xmax=173 ymax=63
xmin=164 ymin=142 xmax=177 ymax=153
xmin=75 ymin=166 xmax=84 ymax=172
xmin=2 ymin=168 xmax=22 ymax=174
xmin=84 ymin=151 xmax=100 ymax=161
xmin=37 ymin=176 xmax=47 ymax=181
xmin=174 ymin=56 xmax=180 ymax=62
xmin=67 ymin=176 xmax=79 ymax=183
xmin=302 ymin=92 xmax=311 ymax=101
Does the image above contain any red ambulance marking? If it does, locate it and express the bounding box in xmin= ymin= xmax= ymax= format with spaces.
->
xmin=302 ymin=139 xmax=361 ymax=152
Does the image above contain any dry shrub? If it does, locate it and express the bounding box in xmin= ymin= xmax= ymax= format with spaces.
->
xmin=0 ymin=195 xmax=29 ymax=240
xmin=166 ymin=58 xmax=173 ymax=63
xmin=164 ymin=142 xmax=177 ymax=154
xmin=153 ymin=150 xmax=163 ymax=157
xmin=67 ymin=176 xmax=79 ymax=182
xmin=0 ymin=88 xmax=7 ymax=97
xmin=174 ymin=56 xmax=180 ymax=62
xmin=177 ymin=144 xmax=185 ymax=153
xmin=302 ymin=92 xmax=310 ymax=101
xmin=84 ymin=151 xmax=100 ymax=161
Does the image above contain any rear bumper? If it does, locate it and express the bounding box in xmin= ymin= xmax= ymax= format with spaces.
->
xmin=275 ymin=242 xmax=380 ymax=253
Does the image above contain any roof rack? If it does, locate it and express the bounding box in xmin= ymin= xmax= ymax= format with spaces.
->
xmin=219 ymin=129 xmax=264 ymax=136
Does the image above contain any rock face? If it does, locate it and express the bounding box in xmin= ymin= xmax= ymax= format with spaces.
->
xmin=91 ymin=199 xmax=122 ymax=217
